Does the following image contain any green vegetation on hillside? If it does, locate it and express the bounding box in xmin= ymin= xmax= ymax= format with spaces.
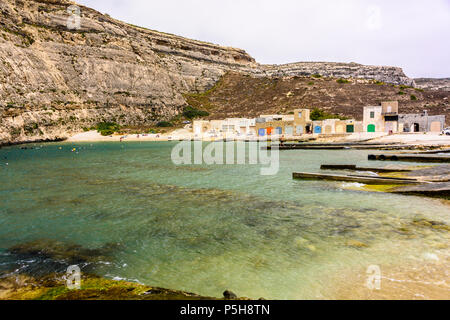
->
xmin=310 ymin=108 xmax=348 ymax=121
xmin=96 ymin=122 xmax=120 ymax=136
xmin=156 ymin=121 xmax=173 ymax=127
xmin=182 ymin=106 xmax=209 ymax=119
xmin=183 ymin=76 xmax=225 ymax=111
xmin=336 ymin=78 xmax=351 ymax=84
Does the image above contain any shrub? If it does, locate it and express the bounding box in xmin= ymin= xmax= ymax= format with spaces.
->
xmin=114 ymin=91 xmax=131 ymax=96
xmin=96 ymin=122 xmax=120 ymax=136
xmin=398 ymin=91 xmax=405 ymax=95
xmin=410 ymin=95 xmax=417 ymax=101
xmin=182 ymin=106 xmax=209 ymax=119
xmin=10 ymin=127 xmax=21 ymax=137
xmin=336 ymin=78 xmax=350 ymax=84
xmin=156 ymin=121 xmax=173 ymax=127
xmin=99 ymin=129 xmax=115 ymax=136
xmin=312 ymin=74 xmax=322 ymax=78
xmin=24 ymin=123 xmax=39 ymax=135
xmin=310 ymin=108 xmax=348 ymax=121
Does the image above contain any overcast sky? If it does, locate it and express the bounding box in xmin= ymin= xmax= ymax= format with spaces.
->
xmin=76 ymin=0 xmax=450 ymax=78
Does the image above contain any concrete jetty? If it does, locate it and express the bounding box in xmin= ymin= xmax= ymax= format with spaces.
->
xmin=320 ymin=165 xmax=413 ymax=173
xmin=292 ymin=172 xmax=420 ymax=185
xmin=295 ymin=162 xmax=450 ymax=198
xmin=368 ymin=154 xmax=450 ymax=163
xmin=266 ymin=143 xmax=427 ymax=151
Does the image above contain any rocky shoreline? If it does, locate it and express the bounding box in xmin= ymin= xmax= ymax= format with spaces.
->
xmin=0 ymin=137 xmax=67 ymax=148
xmin=0 ymin=273 xmax=249 ymax=300
xmin=0 ymin=239 xmax=251 ymax=300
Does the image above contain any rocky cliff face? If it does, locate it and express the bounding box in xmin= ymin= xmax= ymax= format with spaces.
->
xmin=0 ymin=0 xmax=423 ymax=145
xmin=415 ymin=78 xmax=450 ymax=91
xmin=0 ymin=0 xmax=256 ymax=144
xmin=257 ymin=62 xmax=415 ymax=87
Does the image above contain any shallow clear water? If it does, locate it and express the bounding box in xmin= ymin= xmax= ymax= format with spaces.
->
xmin=0 ymin=142 xmax=449 ymax=299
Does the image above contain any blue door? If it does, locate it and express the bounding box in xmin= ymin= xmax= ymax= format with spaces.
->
xmin=276 ymin=127 xmax=283 ymax=134
xmin=258 ymin=128 xmax=266 ymax=136
xmin=314 ymin=126 xmax=322 ymax=134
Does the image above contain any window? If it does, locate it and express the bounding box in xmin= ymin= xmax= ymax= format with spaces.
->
xmin=222 ymin=125 xmax=235 ymax=132
xmin=298 ymin=112 xmax=302 ymax=118
xmin=370 ymin=112 xmax=375 ymax=119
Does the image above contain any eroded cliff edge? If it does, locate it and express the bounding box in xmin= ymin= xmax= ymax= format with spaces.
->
xmin=0 ymin=0 xmax=423 ymax=145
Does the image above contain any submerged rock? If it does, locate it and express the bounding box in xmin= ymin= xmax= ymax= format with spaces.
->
xmin=223 ymin=290 xmax=238 ymax=299
xmin=8 ymin=239 xmax=121 ymax=265
xmin=412 ymin=219 xmax=450 ymax=232
xmin=346 ymin=240 xmax=369 ymax=248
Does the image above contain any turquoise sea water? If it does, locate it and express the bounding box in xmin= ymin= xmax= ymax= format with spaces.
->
xmin=0 ymin=142 xmax=449 ymax=299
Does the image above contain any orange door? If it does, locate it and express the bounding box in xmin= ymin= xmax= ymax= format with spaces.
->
xmin=267 ymin=127 xmax=273 ymax=135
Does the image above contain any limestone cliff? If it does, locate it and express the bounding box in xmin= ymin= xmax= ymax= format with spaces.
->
xmin=0 ymin=0 xmax=428 ymax=145
xmin=415 ymin=78 xmax=450 ymax=92
xmin=258 ymin=62 xmax=416 ymax=87
xmin=0 ymin=0 xmax=256 ymax=144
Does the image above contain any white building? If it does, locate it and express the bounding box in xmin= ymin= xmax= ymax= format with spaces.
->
xmin=193 ymin=118 xmax=256 ymax=138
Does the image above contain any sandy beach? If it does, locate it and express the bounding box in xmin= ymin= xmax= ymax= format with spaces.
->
xmin=369 ymin=133 xmax=450 ymax=146
xmin=67 ymin=129 xmax=195 ymax=142
xmin=68 ymin=130 xmax=450 ymax=147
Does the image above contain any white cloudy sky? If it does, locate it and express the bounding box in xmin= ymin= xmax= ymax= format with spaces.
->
xmin=76 ymin=0 xmax=450 ymax=78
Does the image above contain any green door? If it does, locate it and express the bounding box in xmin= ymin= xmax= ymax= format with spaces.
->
xmin=346 ymin=125 xmax=354 ymax=133
xmin=368 ymin=124 xmax=376 ymax=133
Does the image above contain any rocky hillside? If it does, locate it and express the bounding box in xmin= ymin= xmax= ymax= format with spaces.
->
xmin=186 ymin=72 xmax=450 ymax=124
xmin=257 ymin=62 xmax=415 ymax=87
xmin=0 ymin=0 xmax=447 ymax=145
